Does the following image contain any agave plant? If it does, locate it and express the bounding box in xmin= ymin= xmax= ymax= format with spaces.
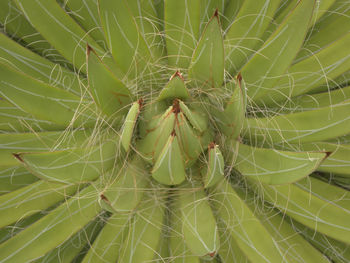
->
xmin=1 ymin=0 xmax=350 ymax=262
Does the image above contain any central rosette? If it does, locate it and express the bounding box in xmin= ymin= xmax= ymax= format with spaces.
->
xmin=137 ymin=98 xmax=210 ymax=185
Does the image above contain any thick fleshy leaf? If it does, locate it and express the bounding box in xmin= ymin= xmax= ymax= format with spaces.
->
xmin=120 ymin=100 xmax=141 ymax=152
xmin=175 ymin=113 xmax=202 ymax=166
xmin=0 ymin=62 xmax=95 ymax=127
xmin=210 ymin=179 xmax=287 ymax=262
xmin=118 ymin=196 xmax=164 ymax=263
xmin=0 ymin=32 xmax=81 ymax=95
xmin=211 ymin=75 xmax=246 ymax=140
xmin=239 ymin=189 xmax=331 ymax=263
xmin=0 ymin=166 xmax=38 ymax=195
xmin=179 ymin=101 xmax=207 ymax=133
xmin=203 ymin=144 xmax=224 ymax=188
xmin=81 ymin=213 xmax=130 ymax=263
xmin=0 ymin=184 xmax=101 ymax=262
xmin=13 ymin=0 xmax=111 ymax=73
xmin=164 ymin=0 xmax=201 ymax=69
xmin=99 ymin=157 xmax=149 ymax=213
xmin=231 ymin=141 xmax=326 ymax=185
xmin=252 ymin=176 xmax=350 ymax=244
xmin=243 ymin=99 xmax=350 ymax=145
xmin=224 ymin=0 xmax=280 ymax=74
xmin=189 ymin=10 xmax=224 ymax=90
xmin=262 ymin=32 xmax=350 ymax=105
xmin=0 ymin=180 xmax=78 ymax=228
xmin=87 ymin=46 xmax=132 ymax=117
xmin=99 ymin=0 xmax=153 ymax=79
xmin=63 ymin=0 xmax=106 ymax=47
xmin=152 ymin=133 xmax=186 ymax=185
xmin=158 ymin=71 xmax=190 ymax=101
xmin=14 ymin=138 xmax=118 ymax=184
xmin=241 ymin=0 xmax=315 ymax=101
xmin=179 ymin=185 xmax=220 ymax=258
xmin=0 ymin=130 xmax=91 ymax=168
xmin=137 ymin=106 xmax=175 ymax=162
xmin=36 ymin=218 xmax=103 ymax=263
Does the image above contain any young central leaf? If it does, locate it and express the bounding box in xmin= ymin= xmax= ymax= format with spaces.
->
xmin=151 ymin=133 xmax=186 ymax=185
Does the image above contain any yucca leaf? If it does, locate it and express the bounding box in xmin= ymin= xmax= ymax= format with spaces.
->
xmin=164 ymin=0 xmax=201 ymax=69
xmin=36 ymin=218 xmax=103 ymax=263
xmin=231 ymin=141 xmax=326 ymax=185
xmin=0 ymin=33 xmax=81 ymax=95
xmin=243 ymin=99 xmax=350 ymax=145
xmin=152 ymin=133 xmax=186 ymax=185
xmin=118 ymin=195 xmax=164 ymax=263
xmin=0 ymin=130 xmax=91 ymax=168
xmin=63 ymin=0 xmax=106 ymax=48
xmin=254 ymin=176 xmax=350 ymax=244
xmin=0 ymin=184 xmax=101 ymax=262
xmin=14 ymin=138 xmax=118 ymax=184
xmin=99 ymin=0 xmax=153 ymax=80
xmin=239 ymin=189 xmax=330 ymax=263
xmin=13 ymin=0 xmax=110 ymax=73
xmin=158 ymin=71 xmax=190 ymax=101
xmin=262 ymin=31 xmax=350 ymax=105
xmin=87 ymin=45 xmax=132 ymax=117
xmin=210 ymin=179 xmax=287 ymax=263
xmin=120 ymin=100 xmax=141 ymax=152
xmin=0 ymin=0 xmax=63 ymax=62
xmin=0 ymin=166 xmax=38 ymax=195
xmin=99 ymin=157 xmax=149 ymax=213
xmin=189 ymin=10 xmax=224 ymax=91
xmin=224 ymin=0 xmax=280 ymax=74
xmin=81 ymin=213 xmax=130 ymax=263
xmin=241 ymin=0 xmax=315 ymax=101
xmin=0 ymin=180 xmax=78 ymax=228
xmin=0 ymin=62 xmax=95 ymax=128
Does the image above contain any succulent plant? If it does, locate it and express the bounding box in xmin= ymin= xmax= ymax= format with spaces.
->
xmin=1 ymin=0 xmax=350 ymax=262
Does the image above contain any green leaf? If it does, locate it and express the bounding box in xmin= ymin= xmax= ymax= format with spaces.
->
xmin=179 ymin=185 xmax=220 ymax=258
xmin=15 ymin=137 xmax=118 ymax=184
xmin=0 ymin=180 xmax=78 ymax=228
xmin=243 ymin=99 xmax=350 ymax=145
xmin=253 ymin=176 xmax=350 ymax=244
xmin=0 ymin=166 xmax=38 ymax=195
xmin=99 ymin=0 xmax=153 ymax=79
xmin=13 ymin=0 xmax=110 ymax=73
xmin=0 ymin=184 xmax=101 ymax=262
xmin=120 ymin=100 xmax=141 ymax=152
xmin=158 ymin=71 xmax=190 ymax=101
xmin=81 ymin=213 xmax=130 ymax=263
xmin=164 ymin=0 xmax=201 ymax=69
xmin=0 ymin=32 xmax=81 ymax=95
xmin=232 ymin=141 xmax=326 ymax=185
xmin=189 ymin=10 xmax=224 ymax=90
xmin=87 ymin=45 xmax=132 ymax=117
xmin=241 ymin=0 xmax=315 ymax=101
xmin=210 ymin=179 xmax=287 ymax=263
xmin=100 ymin=157 xmax=149 ymax=213
xmin=261 ymin=32 xmax=350 ymax=105
xmin=203 ymin=144 xmax=224 ymax=188
xmin=0 ymin=62 xmax=95 ymax=127
xmin=224 ymin=0 xmax=280 ymax=74
xmin=152 ymin=133 xmax=186 ymax=185
xmin=118 ymin=196 xmax=164 ymax=263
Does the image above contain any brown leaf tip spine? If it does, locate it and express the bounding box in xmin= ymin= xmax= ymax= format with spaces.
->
xmin=209 ymin=251 xmax=216 ymax=257
xmin=170 ymin=70 xmax=184 ymax=81
xmin=138 ymin=98 xmax=144 ymax=108
xmin=172 ymin=99 xmax=180 ymax=114
xmin=171 ymin=130 xmax=176 ymax=137
xmin=100 ymin=194 xmax=109 ymax=202
xmin=213 ymin=8 xmax=219 ymax=18
xmin=208 ymin=142 xmax=216 ymax=149
xmin=13 ymin=153 xmax=24 ymax=162
xmin=86 ymin=43 xmax=93 ymax=56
